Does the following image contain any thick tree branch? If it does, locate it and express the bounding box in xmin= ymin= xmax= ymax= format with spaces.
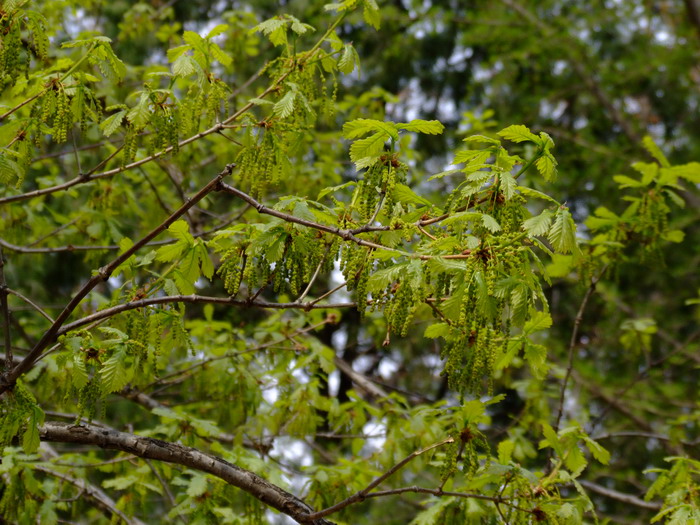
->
xmin=333 ymin=356 xmax=388 ymax=399
xmin=0 ymin=167 xmax=233 ymax=395
xmin=39 ymin=422 xmax=335 ymax=525
xmin=684 ymin=0 xmax=700 ymax=38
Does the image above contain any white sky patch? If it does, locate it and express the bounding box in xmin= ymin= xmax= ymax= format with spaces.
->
xmin=262 ymin=384 xmax=279 ymax=404
xmin=378 ymin=358 xmax=399 ymax=380
xmin=332 ymin=329 xmax=347 ymax=352
xmin=539 ymin=100 xmax=567 ymax=121
xmin=327 ymin=370 xmax=340 ymax=397
xmin=353 ymin=355 xmax=374 ymax=373
xmin=363 ymin=420 xmax=387 ymax=452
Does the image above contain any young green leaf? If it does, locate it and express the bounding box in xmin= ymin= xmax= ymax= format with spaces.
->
xmin=397 ymin=119 xmax=445 ymax=135
xmin=498 ymin=124 xmax=539 ymax=144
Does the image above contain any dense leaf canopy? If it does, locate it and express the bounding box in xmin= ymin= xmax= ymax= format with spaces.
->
xmin=0 ymin=0 xmax=699 ymax=524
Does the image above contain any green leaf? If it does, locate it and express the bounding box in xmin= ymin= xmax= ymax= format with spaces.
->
xmin=518 ymin=186 xmax=560 ymax=204
xmin=642 ymin=135 xmax=670 ymax=168
xmin=187 ymin=474 xmax=208 ymax=498
xmin=338 ymin=44 xmax=359 ymax=74
xmin=535 ymin=152 xmax=558 ymax=181
xmin=103 ymin=475 xmax=139 ymax=490
xmin=498 ymin=124 xmax=539 ymax=144
xmin=541 ymin=423 xmax=563 ymax=455
xmin=72 ymin=353 xmax=89 ymax=389
xmin=424 ymin=323 xmax=451 ymax=339
xmin=397 ymin=119 xmax=445 ymax=135
xmin=481 ymin=213 xmax=501 ymax=232
xmin=524 ymin=343 xmax=549 ymax=380
xmin=662 ymin=229 xmax=685 ymax=243
xmin=99 ymin=110 xmax=127 ymax=137
xmin=195 ymin=243 xmax=214 ymax=280
xmin=362 ymin=0 xmax=381 ymax=29
xmin=409 ymin=497 xmax=453 ymax=525
xmin=453 ymin=149 xmax=491 ymax=165
xmin=366 ymin=263 xmax=408 ymax=293
xmin=206 ymin=24 xmax=229 ymax=39
xmin=613 ymin=174 xmax=645 ymax=188
xmin=392 ymin=184 xmax=432 ymax=207
xmin=523 ymin=209 xmax=553 ymax=237
xmin=210 ymin=44 xmax=233 ymax=67
xmin=548 ymin=208 xmax=578 ymax=254
xmin=583 ymin=436 xmax=611 ymax=465
xmin=100 ymin=349 xmax=127 ymax=394
xmin=343 ymin=119 xmax=398 ymax=140
xmin=251 ymin=18 xmax=288 ymax=46
xmin=126 ymin=92 xmax=151 ymax=129
xmin=22 ymin=406 xmax=44 ymax=454
xmin=662 ymin=162 xmax=700 ymax=184
xmin=349 ymin=131 xmax=386 ymax=169
xmin=463 ymin=134 xmax=500 ymax=145
xmin=498 ymin=440 xmax=515 ymax=464
xmin=172 ymin=55 xmax=198 ymax=77
xmin=273 ymin=90 xmax=297 ymax=119
xmin=499 ymin=171 xmax=517 ymax=199
xmin=523 ymin=311 xmax=552 ymax=335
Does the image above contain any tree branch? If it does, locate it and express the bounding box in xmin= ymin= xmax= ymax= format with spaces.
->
xmin=31 ymin=464 xmax=147 ymax=525
xmin=554 ymin=268 xmax=604 ymax=431
xmin=684 ymin=0 xmax=700 ymax=39
xmin=0 ymin=167 xmax=233 ymax=396
xmin=56 ymin=295 xmax=356 ymax=337
xmin=0 ymin=248 xmax=11 ymax=373
xmin=6 ymin=287 xmax=55 ymax=323
xmin=305 ymin=437 xmax=454 ymax=521
xmin=39 ymin=422 xmax=335 ymax=525
xmin=577 ymin=479 xmax=661 ymax=511
xmin=217 ymin=182 xmax=474 ymax=261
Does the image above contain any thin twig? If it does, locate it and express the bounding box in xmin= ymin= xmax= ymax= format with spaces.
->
xmin=0 ymin=248 xmax=11 ymax=373
xmin=217 ymin=182 xmax=474 ymax=261
xmin=295 ymin=258 xmax=325 ymax=303
xmin=31 ymin=465 xmax=146 ymax=525
xmin=577 ymin=479 xmax=661 ymax=511
xmin=5 ymin=288 xmax=55 ymax=323
xmin=305 ymin=437 xmax=454 ymax=521
xmin=307 ymin=280 xmax=348 ymax=306
xmin=553 ymin=267 xmax=606 ymax=432
xmin=56 ymin=295 xmax=356 ymax=338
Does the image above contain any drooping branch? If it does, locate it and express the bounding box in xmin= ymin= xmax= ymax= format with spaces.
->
xmin=577 ymin=479 xmax=661 ymax=511
xmin=305 ymin=437 xmax=454 ymax=521
xmin=31 ymin=464 xmax=147 ymax=525
xmin=39 ymin=422 xmax=335 ymax=525
xmin=0 ymin=167 xmax=233 ymax=395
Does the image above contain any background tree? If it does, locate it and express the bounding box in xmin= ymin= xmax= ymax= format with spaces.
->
xmin=0 ymin=0 xmax=698 ymax=524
